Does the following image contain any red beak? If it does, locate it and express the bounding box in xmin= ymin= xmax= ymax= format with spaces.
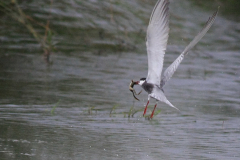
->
xmin=134 ymin=81 xmax=139 ymax=85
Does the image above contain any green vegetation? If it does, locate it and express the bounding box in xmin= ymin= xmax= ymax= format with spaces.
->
xmin=109 ymin=104 xmax=161 ymax=119
xmin=51 ymin=100 xmax=60 ymax=115
xmin=88 ymin=106 xmax=98 ymax=115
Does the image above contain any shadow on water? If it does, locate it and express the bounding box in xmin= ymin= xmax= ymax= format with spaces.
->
xmin=0 ymin=0 xmax=240 ymax=159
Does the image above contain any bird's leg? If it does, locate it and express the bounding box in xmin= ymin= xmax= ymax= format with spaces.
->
xmin=143 ymin=100 xmax=149 ymax=116
xmin=150 ymin=103 xmax=157 ymax=119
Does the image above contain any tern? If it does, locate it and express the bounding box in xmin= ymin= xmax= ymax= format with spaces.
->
xmin=130 ymin=0 xmax=218 ymax=118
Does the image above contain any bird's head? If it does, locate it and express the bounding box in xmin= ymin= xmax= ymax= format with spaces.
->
xmin=136 ymin=78 xmax=146 ymax=86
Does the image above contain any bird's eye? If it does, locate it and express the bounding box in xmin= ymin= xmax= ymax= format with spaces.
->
xmin=140 ymin=78 xmax=146 ymax=81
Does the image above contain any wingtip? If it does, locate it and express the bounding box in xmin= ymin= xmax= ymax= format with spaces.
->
xmin=214 ymin=6 xmax=220 ymax=16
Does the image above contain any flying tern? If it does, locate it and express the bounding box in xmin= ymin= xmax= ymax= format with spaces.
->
xmin=130 ymin=0 xmax=219 ymax=118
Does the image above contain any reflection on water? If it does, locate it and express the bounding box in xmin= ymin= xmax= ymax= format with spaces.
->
xmin=0 ymin=0 xmax=240 ymax=159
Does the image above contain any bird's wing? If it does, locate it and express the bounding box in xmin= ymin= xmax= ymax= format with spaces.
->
xmin=146 ymin=0 xmax=170 ymax=85
xmin=160 ymin=7 xmax=219 ymax=87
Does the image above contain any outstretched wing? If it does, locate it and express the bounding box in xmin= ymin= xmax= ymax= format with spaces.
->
xmin=160 ymin=7 xmax=219 ymax=87
xmin=146 ymin=0 xmax=170 ymax=85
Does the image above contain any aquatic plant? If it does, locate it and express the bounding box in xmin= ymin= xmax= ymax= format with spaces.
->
xmin=0 ymin=0 xmax=55 ymax=63
xmin=51 ymin=100 xmax=60 ymax=115
xmin=110 ymin=104 xmax=119 ymax=117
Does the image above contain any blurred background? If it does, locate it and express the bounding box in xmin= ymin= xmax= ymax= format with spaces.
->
xmin=0 ymin=0 xmax=239 ymax=159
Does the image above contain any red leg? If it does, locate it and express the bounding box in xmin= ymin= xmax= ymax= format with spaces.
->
xmin=150 ymin=103 xmax=157 ymax=119
xmin=143 ymin=100 xmax=149 ymax=116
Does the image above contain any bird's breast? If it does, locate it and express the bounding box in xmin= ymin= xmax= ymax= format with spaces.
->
xmin=142 ymin=82 xmax=154 ymax=94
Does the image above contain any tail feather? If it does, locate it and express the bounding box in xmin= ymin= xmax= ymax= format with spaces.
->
xmin=164 ymin=99 xmax=180 ymax=111
xmin=150 ymin=88 xmax=180 ymax=111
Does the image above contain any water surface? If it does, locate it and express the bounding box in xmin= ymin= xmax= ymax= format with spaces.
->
xmin=0 ymin=0 xmax=240 ymax=159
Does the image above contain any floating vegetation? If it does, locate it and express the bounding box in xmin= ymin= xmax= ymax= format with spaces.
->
xmin=51 ymin=100 xmax=60 ymax=115
xmin=80 ymin=104 xmax=162 ymax=119
xmin=126 ymin=105 xmax=142 ymax=118
xmin=87 ymin=106 xmax=99 ymax=115
xmin=110 ymin=104 xmax=119 ymax=117
xmin=109 ymin=104 xmax=161 ymax=119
